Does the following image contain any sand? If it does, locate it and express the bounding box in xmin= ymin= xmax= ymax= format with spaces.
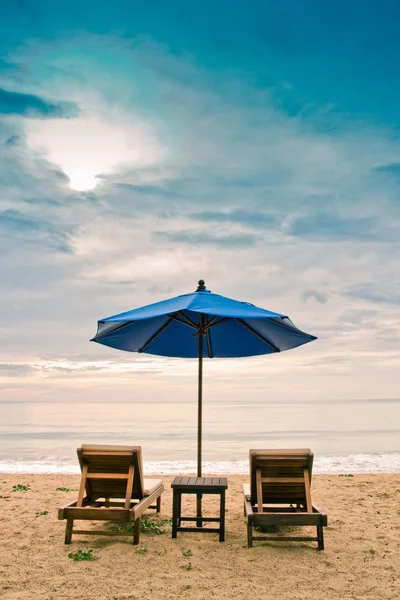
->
xmin=0 ymin=473 xmax=399 ymax=600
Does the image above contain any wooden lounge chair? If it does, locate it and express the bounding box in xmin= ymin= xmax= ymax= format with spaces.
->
xmin=243 ymin=449 xmax=327 ymax=550
xmin=58 ymin=444 xmax=164 ymax=545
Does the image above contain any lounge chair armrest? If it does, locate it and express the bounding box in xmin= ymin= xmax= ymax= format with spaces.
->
xmin=312 ymin=504 xmax=328 ymax=525
xmin=312 ymin=503 xmax=327 ymax=516
xmin=243 ymin=483 xmax=251 ymax=501
xmin=130 ymin=484 xmax=164 ymax=520
xmin=244 ymin=499 xmax=254 ymax=520
xmin=58 ymin=496 xmax=89 ymax=519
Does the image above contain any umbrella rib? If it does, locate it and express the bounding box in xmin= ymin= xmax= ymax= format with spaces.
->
xmin=205 ymin=317 xmax=213 ymax=358
xmin=269 ymin=317 xmax=316 ymax=338
xmin=204 ymin=317 xmax=230 ymax=331
xmin=236 ymin=319 xmax=280 ymax=352
xmin=205 ymin=315 xmax=218 ymax=327
xmin=139 ymin=317 xmax=174 ymax=352
xmin=176 ymin=311 xmax=198 ymax=328
xmin=92 ymin=320 xmax=135 ymax=341
xmin=168 ymin=313 xmax=197 ymax=330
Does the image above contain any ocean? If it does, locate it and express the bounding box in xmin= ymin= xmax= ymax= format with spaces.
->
xmin=0 ymin=398 xmax=399 ymax=474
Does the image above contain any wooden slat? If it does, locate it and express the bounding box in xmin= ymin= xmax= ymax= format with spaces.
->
xmin=77 ymin=464 xmax=88 ymax=507
xmin=255 ymin=506 xmax=306 ymax=513
xmin=256 ymin=468 xmax=263 ymax=513
xmin=63 ymin=507 xmax=129 ymax=521
xmin=250 ymin=449 xmax=311 ymax=455
xmin=179 ymin=517 xmax=221 ymax=523
xmin=261 ymin=477 xmax=305 ymax=484
xmin=124 ymin=464 xmax=135 ymax=510
xmin=303 ymin=468 xmax=312 ymax=512
xmin=252 ymin=512 xmax=321 ymax=526
xmin=82 ymin=451 xmax=134 ymax=457
xmin=251 ymin=536 xmax=318 ymax=542
xmin=72 ymin=530 xmax=133 ymax=536
xmin=174 ymin=527 xmax=220 ymax=534
xmin=86 ymin=473 xmax=129 ymax=480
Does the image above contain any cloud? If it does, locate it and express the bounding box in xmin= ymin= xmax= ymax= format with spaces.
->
xmin=289 ymin=211 xmax=395 ymax=242
xmin=24 ymin=114 xmax=166 ymax=190
xmin=0 ymin=209 xmax=72 ymax=252
xmin=0 ymin=87 xmax=78 ymax=118
xmin=1 ymin=32 xmax=400 ymax=405
xmin=189 ymin=209 xmax=278 ymax=230
xmin=302 ymin=290 xmax=329 ymax=304
xmin=0 ymin=209 xmax=43 ymax=232
xmin=154 ymin=230 xmax=256 ymax=247
xmin=373 ymin=163 xmax=400 ymax=179
xmin=344 ymin=283 xmax=400 ymax=306
xmin=0 ymin=364 xmax=33 ymax=377
xmin=339 ymin=309 xmax=378 ymax=326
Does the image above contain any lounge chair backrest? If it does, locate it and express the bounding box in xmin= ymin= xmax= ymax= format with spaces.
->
xmin=250 ymin=449 xmax=314 ymax=511
xmin=77 ymin=445 xmax=144 ymax=507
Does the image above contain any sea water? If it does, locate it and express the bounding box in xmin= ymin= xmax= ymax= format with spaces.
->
xmin=0 ymin=398 xmax=399 ymax=474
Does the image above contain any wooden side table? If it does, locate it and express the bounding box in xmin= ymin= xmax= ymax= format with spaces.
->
xmin=171 ymin=476 xmax=228 ymax=542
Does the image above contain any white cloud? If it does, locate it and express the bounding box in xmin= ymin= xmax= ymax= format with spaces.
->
xmin=24 ymin=114 xmax=167 ymax=190
xmin=1 ymin=33 xmax=400 ymax=404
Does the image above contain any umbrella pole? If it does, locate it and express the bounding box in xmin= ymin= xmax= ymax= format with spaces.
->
xmin=196 ymin=328 xmax=203 ymax=524
xmin=197 ymin=332 xmax=203 ymax=478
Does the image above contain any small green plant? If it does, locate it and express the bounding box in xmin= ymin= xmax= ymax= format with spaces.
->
xmin=136 ymin=547 xmax=147 ymax=555
xmin=12 ymin=484 xmax=30 ymax=492
xmin=56 ymin=487 xmax=72 ymax=492
xmin=255 ymin=524 xmax=281 ymax=533
xmin=35 ymin=510 xmax=49 ymax=517
xmin=180 ymin=562 xmax=192 ymax=571
xmin=109 ymin=522 xmax=134 ymax=533
xmin=182 ymin=549 xmax=192 ymax=557
xmin=339 ymin=474 xmax=354 ymax=477
xmin=68 ymin=549 xmax=98 ymax=561
xmin=140 ymin=519 xmax=166 ymax=535
xmin=109 ymin=517 xmax=171 ymax=535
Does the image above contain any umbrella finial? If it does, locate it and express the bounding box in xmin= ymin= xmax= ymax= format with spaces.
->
xmin=196 ymin=279 xmax=206 ymax=291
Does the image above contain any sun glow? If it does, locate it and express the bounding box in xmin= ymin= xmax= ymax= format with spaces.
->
xmin=25 ymin=115 xmax=166 ymax=191
xmin=65 ymin=169 xmax=98 ymax=191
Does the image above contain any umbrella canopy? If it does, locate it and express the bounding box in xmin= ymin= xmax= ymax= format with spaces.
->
xmin=91 ymin=280 xmax=317 ymax=475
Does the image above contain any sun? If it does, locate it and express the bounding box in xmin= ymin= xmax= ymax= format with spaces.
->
xmin=66 ymin=168 xmax=98 ymax=191
xmin=24 ymin=114 xmax=166 ymax=193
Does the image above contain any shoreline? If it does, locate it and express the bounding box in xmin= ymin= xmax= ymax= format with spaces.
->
xmin=1 ymin=449 xmax=400 ymax=475
xmin=1 ymin=473 xmax=399 ymax=599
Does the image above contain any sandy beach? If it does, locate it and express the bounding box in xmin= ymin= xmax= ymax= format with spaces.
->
xmin=0 ymin=473 xmax=399 ymax=600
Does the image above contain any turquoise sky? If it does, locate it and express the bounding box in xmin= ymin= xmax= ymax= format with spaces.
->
xmin=0 ymin=1 xmax=399 ymax=404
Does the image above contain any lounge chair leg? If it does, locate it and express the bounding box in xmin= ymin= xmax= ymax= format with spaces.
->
xmin=317 ymin=525 xmax=324 ymax=551
xmin=65 ymin=519 xmax=74 ymax=544
xmin=133 ymin=518 xmax=141 ymax=545
xmin=247 ymin=523 xmax=253 ymax=548
xmin=156 ymin=495 xmax=161 ymax=513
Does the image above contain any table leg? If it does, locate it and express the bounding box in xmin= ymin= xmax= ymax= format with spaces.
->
xmin=219 ymin=490 xmax=226 ymax=542
xmin=196 ymin=492 xmax=203 ymax=527
xmin=177 ymin=491 xmax=182 ymax=527
xmin=172 ymin=490 xmax=178 ymax=538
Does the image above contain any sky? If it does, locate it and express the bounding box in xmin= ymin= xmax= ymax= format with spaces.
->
xmin=0 ymin=0 xmax=399 ymax=405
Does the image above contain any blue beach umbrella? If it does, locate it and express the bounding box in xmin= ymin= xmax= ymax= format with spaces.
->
xmin=91 ymin=280 xmax=316 ymax=476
